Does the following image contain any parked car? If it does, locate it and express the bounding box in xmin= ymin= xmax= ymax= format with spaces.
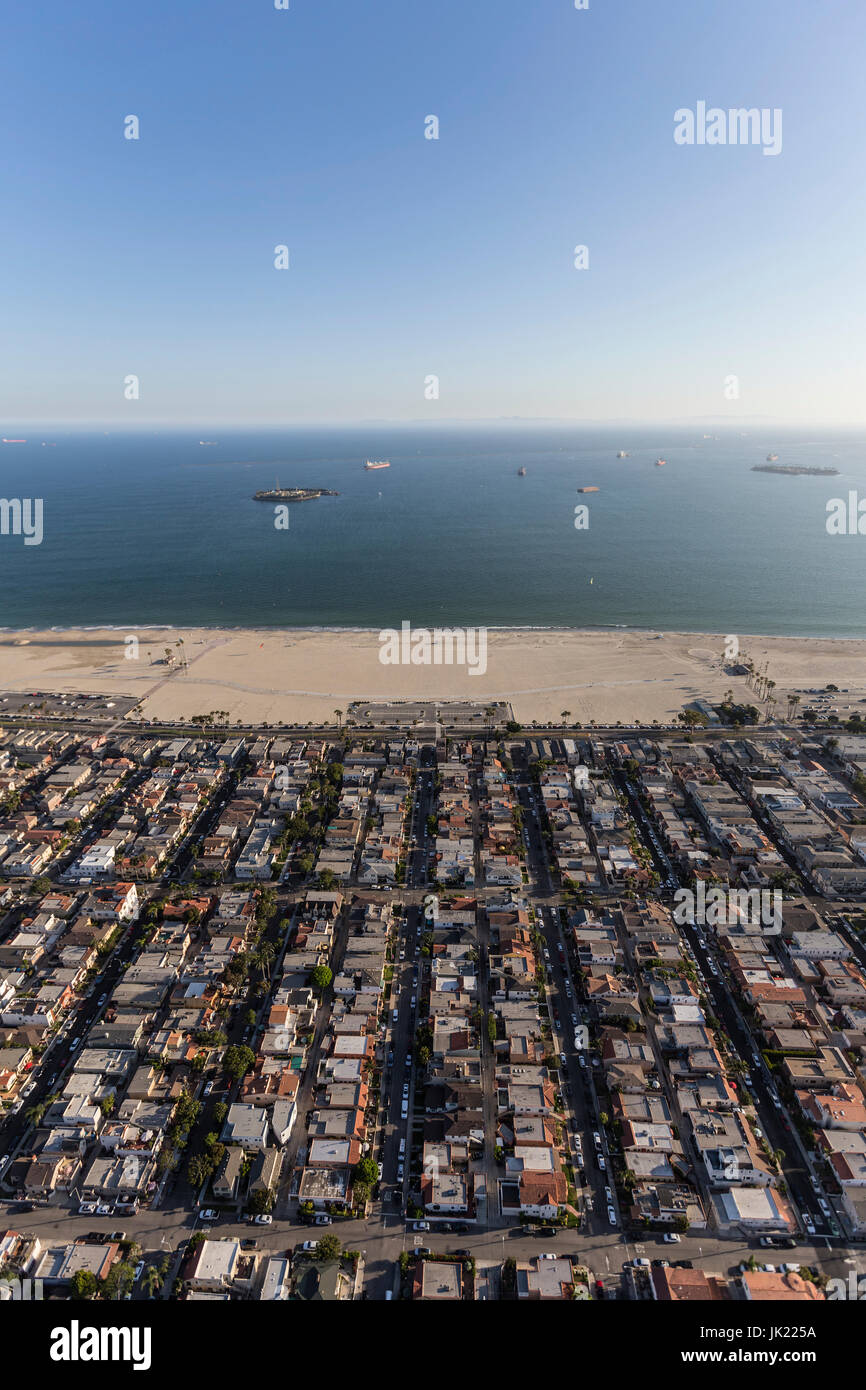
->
xmin=78 ymin=1202 xmax=98 ymax=1215
xmin=413 ymin=1220 xmax=431 ymax=1231
xmin=254 ymin=1214 xmax=273 ymax=1225
xmin=133 ymin=1260 xmax=145 ymax=1282
xmin=607 ymin=1206 xmax=617 ymax=1226
xmin=377 ymin=1162 xmax=384 ymax=1180
xmin=313 ymin=1214 xmax=332 ymax=1226
xmin=300 ymin=1240 xmax=317 ymax=1252
xmin=198 ymin=1209 xmax=218 ymax=1222
xmin=96 ymin=1204 xmax=111 ymax=1216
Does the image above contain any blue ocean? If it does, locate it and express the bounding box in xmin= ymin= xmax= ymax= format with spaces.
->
xmin=0 ymin=424 xmax=863 ymax=636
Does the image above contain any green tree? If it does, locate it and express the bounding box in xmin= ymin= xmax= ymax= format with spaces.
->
xmin=248 ymin=1186 xmax=275 ymax=1215
xmin=102 ymin=1261 xmax=135 ymax=1301
xmin=355 ymin=1155 xmax=377 ymax=1186
xmin=221 ymin=1044 xmax=256 ymax=1082
xmin=315 ymin=1234 xmax=342 ymax=1262
xmin=69 ymin=1269 xmax=99 ymax=1300
xmin=310 ymin=963 xmax=333 ymax=994
xmin=188 ymin=1154 xmax=212 ymax=1188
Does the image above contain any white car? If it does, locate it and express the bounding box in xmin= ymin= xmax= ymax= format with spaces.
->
xmin=300 ymin=1240 xmax=317 ymax=1252
xmin=254 ymin=1214 xmax=273 ymax=1225
xmin=96 ymin=1204 xmax=111 ymax=1216
xmin=78 ymin=1202 xmax=98 ymax=1215
xmin=663 ymin=1232 xmax=681 ymax=1244
xmin=133 ymin=1260 xmax=145 ymax=1282
xmin=607 ymin=1207 xmax=617 ymax=1226
xmin=377 ymin=1162 xmax=384 ymax=1181
xmin=802 ymin=1214 xmax=816 ymax=1235
xmin=632 ymin=1257 xmax=650 ymax=1268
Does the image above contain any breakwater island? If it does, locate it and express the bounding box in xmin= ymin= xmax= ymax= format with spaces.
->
xmin=752 ymin=465 xmax=840 ymax=477
xmin=252 ymin=487 xmax=339 ymax=502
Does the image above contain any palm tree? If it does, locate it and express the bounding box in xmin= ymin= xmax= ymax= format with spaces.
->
xmin=334 ymin=709 xmax=343 ymax=731
xmin=257 ymin=941 xmax=276 ymax=983
xmin=142 ymin=1264 xmax=163 ymax=1299
xmin=787 ymin=693 xmax=800 ymax=721
xmin=561 ymin=710 xmax=571 ymax=725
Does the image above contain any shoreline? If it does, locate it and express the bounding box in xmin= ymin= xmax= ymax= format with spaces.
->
xmin=0 ymin=626 xmax=864 ymax=727
xmin=2 ymin=624 xmax=865 ymax=643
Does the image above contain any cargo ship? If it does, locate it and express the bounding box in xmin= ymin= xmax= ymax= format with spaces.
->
xmin=577 ymin=486 xmax=599 ymax=493
xmin=365 ymin=460 xmax=390 ymax=470
xmin=766 ymin=452 xmax=779 ymax=462
xmin=654 ymin=458 xmax=666 ymax=466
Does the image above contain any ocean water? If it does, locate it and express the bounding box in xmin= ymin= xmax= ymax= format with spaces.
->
xmin=0 ymin=423 xmax=864 ymax=636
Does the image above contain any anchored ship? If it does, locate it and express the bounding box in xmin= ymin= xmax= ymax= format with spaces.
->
xmin=578 ymin=486 xmax=599 ymax=493
xmin=654 ymin=458 xmax=666 ymax=466
xmin=517 ymin=466 xmax=527 ymax=476
xmin=616 ymin=451 xmax=630 ymax=458
xmin=766 ymin=452 xmax=779 ymax=462
xmin=365 ymin=459 xmax=391 ymax=470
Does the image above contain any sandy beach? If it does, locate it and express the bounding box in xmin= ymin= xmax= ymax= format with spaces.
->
xmin=1 ymin=627 xmax=865 ymax=727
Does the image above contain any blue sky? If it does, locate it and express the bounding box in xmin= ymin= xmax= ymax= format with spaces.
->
xmin=2 ymin=0 xmax=864 ymax=424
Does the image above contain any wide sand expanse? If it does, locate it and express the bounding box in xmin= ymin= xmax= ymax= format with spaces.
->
xmin=1 ymin=628 xmax=865 ymax=727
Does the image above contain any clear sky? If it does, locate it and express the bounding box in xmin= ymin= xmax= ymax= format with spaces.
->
xmin=2 ymin=0 xmax=864 ymax=425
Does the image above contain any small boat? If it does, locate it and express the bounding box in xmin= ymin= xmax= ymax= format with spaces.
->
xmin=517 ymin=466 xmax=527 ymax=476
xmin=655 ymin=458 xmax=666 ymax=466
xmin=616 ymin=451 xmax=630 ymax=458
xmin=766 ymin=452 xmax=779 ymax=462
xmin=578 ymin=486 xmax=599 ymax=493
xmin=2 ymin=438 xmax=26 ymax=444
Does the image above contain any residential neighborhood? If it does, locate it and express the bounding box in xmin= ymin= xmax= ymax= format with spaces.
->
xmin=2 ymin=705 xmax=866 ymax=1315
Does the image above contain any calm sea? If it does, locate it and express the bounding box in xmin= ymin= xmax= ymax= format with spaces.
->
xmin=0 ymin=424 xmax=863 ymax=636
